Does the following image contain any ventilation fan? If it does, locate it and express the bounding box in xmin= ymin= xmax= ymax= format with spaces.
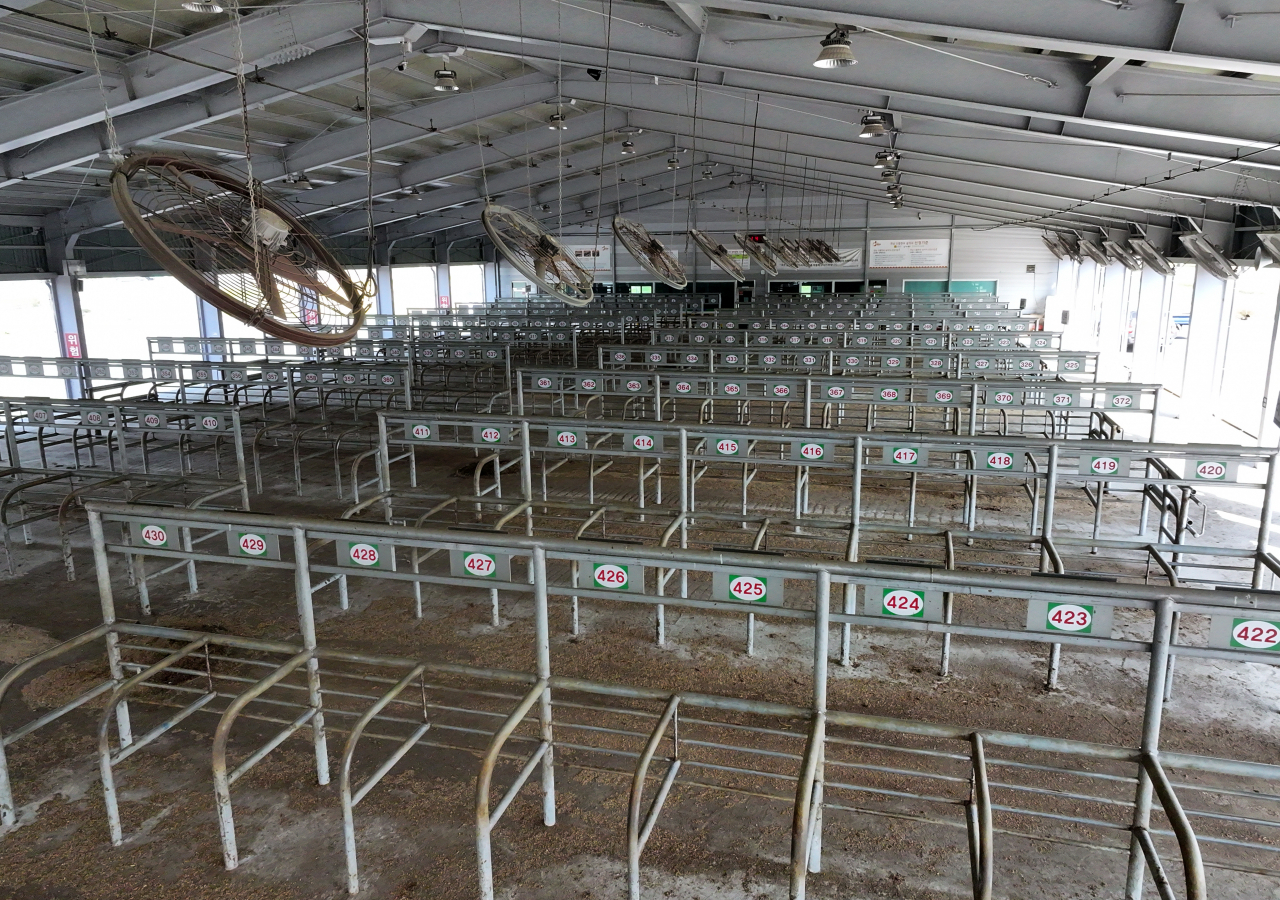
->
xmin=1129 ymin=237 xmax=1173 ymax=276
xmin=804 ymin=238 xmax=840 ymax=264
xmin=689 ymin=229 xmax=745 ymax=281
xmin=111 ymin=154 xmax=368 ymax=346
xmin=1179 ymin=233 xmax=1237 ymax=281
xmin=1103 ymin=240 xmax=1142 ymax=271
xmin=780 ymin=238 xmax=814 ymax=266
xmin=763 ymin=235 xmax=803 ymax=269
xmin=482 ymin=204 xmax=594 ymax=306
xmin=1042 ymin=232 xmax=1070 ymax=261
xmin=1255 ymin=232 xmax=1280 ymax=268
xmin=612 ymin=216 xmax=687 ymax=289
xmin=735 ymin=233 xmax=780 ymax=276
xmin=1077 ymin=238 xmax=1111 ymax=266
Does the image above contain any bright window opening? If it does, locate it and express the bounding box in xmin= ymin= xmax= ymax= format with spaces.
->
xmin=0 ymin=278 xmax=63 ymax=398
xmin=391 ymin=265 xmax=438 ymax=314
xmin=79 ymin=275 xmax=201 ymax=362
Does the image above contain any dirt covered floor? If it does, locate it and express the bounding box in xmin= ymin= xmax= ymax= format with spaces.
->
xmin=1 ymin=439 xmax=1279 ymax=899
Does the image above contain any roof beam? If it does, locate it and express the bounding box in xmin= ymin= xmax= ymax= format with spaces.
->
xmin=0 ymin=0 xmax=362 ymax=156
xmin=9 ymin=41 xmax=408 ymax=196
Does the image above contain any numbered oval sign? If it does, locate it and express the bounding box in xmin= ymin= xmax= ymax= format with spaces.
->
xmin=675 ymin=381 xmax=693 ymax=394
xmin=552 ymin=429 xmax=583 ymax=448
xmin=1046 ymin=603 xmax=1092 ymax=632
xmin=864 ymin=583 xmax=942 ymax=621
xmin=1193 ymin=460 xmax=1232 ymax=481
xmin=1215 ymin=618 xmax=1280 ymax=652
xmin=227 ymin=530 xmax=280 ymax=559
xmin=1026 ymin=599 xmax=1111 ymax=636
xmin=576 ymin=560 xmax=644 ymax=594
xmin=992 ymin=391 xmax=1015 ymax=406
xmin=475 ymin=425 xmax=506 ymax=444
xmin=715 ymin=437 xmax=742 ymax=456
xmin=879 ymin=387 xmax=899 ymax=401
xmin=725 ymin=573 xmax=769 ymax=603
xmin=984 ymin=451 xmax=1014 ymax=470
xmin=884 ymin=445 xmax=925 ymax=467
xmin=405 ymin=422 xmax=435 ymax=441
xmin=627 ymin=433 xmax=660 ymax=452
xmin=762 ymin=354 xmax=778 ymax=365
xmin=721 ymin=381 xmax=743 ymax=396
xmin=135 ymin=523 xmax=169 ymax=548
xmin=626 ymin=379 xmax=645 ymax=392
xmin=932 ymin=389 xmax=954 ymax=404
xmin=792 ymin=441 xmax=827 ymax=462
xmin=450 ymin=547 xmax=511 ymax=581
xmin=826 ymin=386 xmax=846 ymax=400
xmin=882 ymin=589 xmax=925 ymax=618
xmin=463 ymin=552 xmax=496 ymax=577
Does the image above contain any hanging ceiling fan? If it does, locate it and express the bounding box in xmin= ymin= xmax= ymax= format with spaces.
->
xmin=689 ymin=229 xmax=745 ymax=282
xmin=111 ymin=154 xmax=369 ymax=346
xmin=763 ymin=235 xmax=802 ymax=269
xmin=482 ymin=204 xmax=594 ymax=306
xmin=804 ymin=238 xmax=841 ymax=264
xmin=735 ymin=232 xmax=779 ymax=276
xmin=613 ymin=215 xmax=687 ymax=289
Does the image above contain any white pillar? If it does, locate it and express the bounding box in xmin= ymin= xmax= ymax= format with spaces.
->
xmin=1181 ymin=266 xmax=1231 ymax=414
xmin=1130 ymin=266 xmax=1170 ymax=385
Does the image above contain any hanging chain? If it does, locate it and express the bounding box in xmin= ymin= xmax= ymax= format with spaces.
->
xmin=362 ymin=0 xmax=375 ymax=296
xmin=80 ymin=0 xmax=123 ymax=165
xmin=228 ymin=0 xmax=265 ymax=314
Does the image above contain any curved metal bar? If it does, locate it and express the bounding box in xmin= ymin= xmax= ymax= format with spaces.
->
xmin=96 ymin=636 xmax=212 ymax=845
xmin=969 ymin=732 xmax=994 ymax=900
xmin=1141 ymin=753 xmax=1206 ymax=900
xmin=210 ymin=649 xmax=315 ymax=870
xmin=627 ymin=694 xmax=681 ymax=900
xmin=0 ymin=625 xmax=113 ymax=826
xmin=339 ymin=664 xmax=428 ymax=894
xmin=789 ymin=712 xmax=826 ymax=900
xmin=475 ymin=679 xmax=548 ymax=900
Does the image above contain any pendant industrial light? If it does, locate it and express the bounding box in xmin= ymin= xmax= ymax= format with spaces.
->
xmin=182 ymin=1 xmax=223 ymax=11
xmin=433 ymin=68 xmax=459 ymax=92
xmin=620 ymin=140 xmax=635 ymax=155
xmin=548 ymin=112 xmax=569 ymax=130
xmin=667 ymin=156 xmax=680 ymax=169
xmin=859 ymin=114 xmax=888 ymax=138
xmin=879 ymin=168 xmax=899 ymax=181
xmin=813 ymin=28 xmax=856 ymax=68
xmin=873 ymin=150 xmax=899 ymax=169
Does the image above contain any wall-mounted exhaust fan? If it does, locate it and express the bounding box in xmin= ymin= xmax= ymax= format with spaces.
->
xmin=1102 ymin=240 xmax=1142 ymax=271
xmin=1179 ymin=233 xmax=1237 ymax=281
xmin=1255 ymin=232 xmax=1280 ymax=268
xmin=1077 ymin=239 xmax=1111 ymax=266
xmin=1128 ymin=238 xmax=1173 ymax=276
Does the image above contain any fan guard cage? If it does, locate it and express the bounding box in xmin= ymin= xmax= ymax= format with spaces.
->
xmin=111 ymin=154 xmax=368 ymax=347
xmin=482 ymin=204 xmax=594 ymax=307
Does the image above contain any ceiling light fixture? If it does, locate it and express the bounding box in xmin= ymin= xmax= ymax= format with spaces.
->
xmin=182 ymin=1 xmax=223 ymax=11
xmin=873 ymin=150 xmax=899 ymax=169
xmin=702 ymin=169 xmax=713 ymax=180
xmin=859 ymin=114 xmax=888 ymax=138
xmin=813 ymin=27 xmax=856 ymax=68
xmin=879 ymin=168 xmax=899 ymax=181
xmin=667 ymin=157 xmax=679 ymax=169
xmin=548 ymin=112 xmax=569 ymax=130
xmin=433 ymin=69 xmax=459 ymax=92
xmin=620 ymin=140 xmax=635 ymax=155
